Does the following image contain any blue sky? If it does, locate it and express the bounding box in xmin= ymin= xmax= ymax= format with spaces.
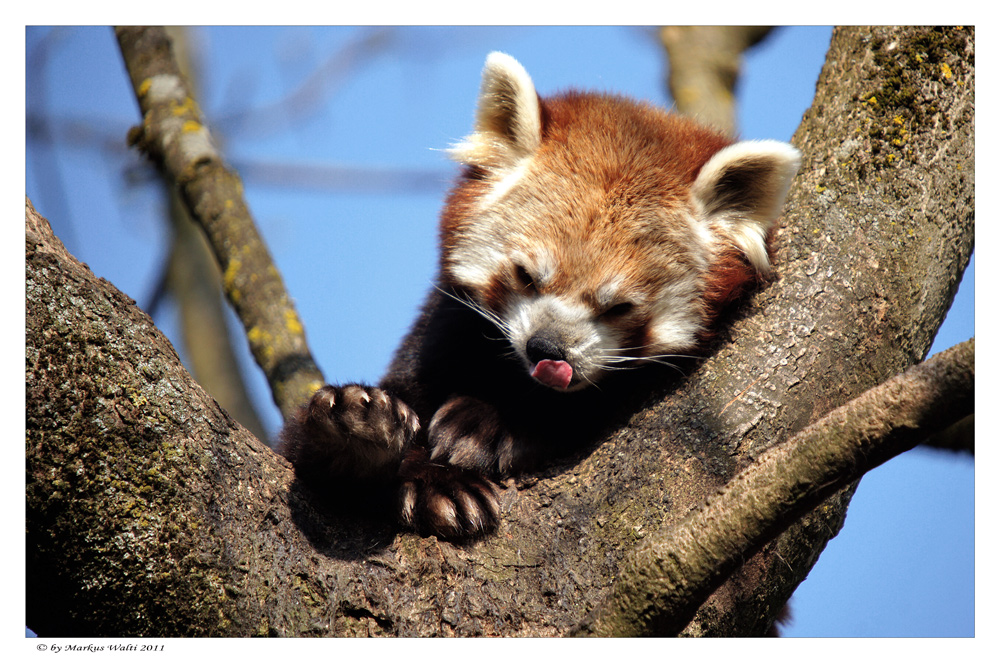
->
xmin=25 ymin=25 xmax=973 ymax=638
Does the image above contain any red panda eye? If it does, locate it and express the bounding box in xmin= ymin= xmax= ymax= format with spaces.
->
xmin=602 ymin=302 xmax=635 ymax=318
xmin=514 ymin=265 xmax=535 ymax=292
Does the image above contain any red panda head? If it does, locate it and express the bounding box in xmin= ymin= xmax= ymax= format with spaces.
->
xmin=440 ymin=53 xmax=800 ymax=392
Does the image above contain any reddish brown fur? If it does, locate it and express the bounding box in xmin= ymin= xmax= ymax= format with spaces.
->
xmin=698 ymin=244 xmax=769 ymax=345
xmin=440 ymin=92 xmax=734 ymax=290
xmin=540 ymin=92 xmax=732 ymax=188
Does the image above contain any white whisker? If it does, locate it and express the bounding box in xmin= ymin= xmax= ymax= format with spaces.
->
xmin=590 ymin=348 xmax=698 ymax=378
xmin=434 ymin=285 xmax=514 ymax=340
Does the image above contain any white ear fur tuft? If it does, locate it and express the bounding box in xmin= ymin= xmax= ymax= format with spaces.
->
xmin=449 ymin=52 xmax=542 ymax=171
xmin=691 ymin=140 xmax=801 ymax=272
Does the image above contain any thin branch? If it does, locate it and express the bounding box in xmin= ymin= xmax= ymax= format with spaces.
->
xmin=574 ymin=338 xmax=974 ymax=637
xmin=114 ymin=26 xmax=324 ymax=419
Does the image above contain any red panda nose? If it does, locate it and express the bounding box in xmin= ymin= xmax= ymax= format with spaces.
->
xmin=526 ymin=336 xmax=565 ymax=364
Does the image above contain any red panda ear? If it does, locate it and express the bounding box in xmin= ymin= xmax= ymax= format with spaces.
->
xmin=449 ymin=52 xmax=542 ymax=171
xmin=691 ymin=140 xmax=801 ymax=272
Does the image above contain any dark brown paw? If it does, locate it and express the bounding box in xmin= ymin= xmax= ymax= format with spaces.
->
xmin=284 ymin=384 xmax=419 ymax=480
xmin=398 ymin=447 xmax=501 ymax=539
xmin=425 ymin=395 xmax=517 ymax=475
xmin=309 ymin=385 xmax=419 ymax=450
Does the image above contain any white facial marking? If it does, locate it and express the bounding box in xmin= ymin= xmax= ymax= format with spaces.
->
xmin=595 ymin=274 xmax=627 ymax=311
xmin=646 ymin=276 xmax=704 ymax=352
xmin=480 ymin=159 xmax=532 ymax=209
xmin=503 ymin=293 xmax=626 ymax=390
xmin=448 ymin=244 xmax=505 ymax=289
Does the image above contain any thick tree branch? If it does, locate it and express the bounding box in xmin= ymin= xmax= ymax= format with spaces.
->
xmin=114 ymin=26 xmax=324 ymax=419
xmin=26 ymin=197 xmax=297 ymax=635
xmin=575 ymin=338 xmax=974 ymax=636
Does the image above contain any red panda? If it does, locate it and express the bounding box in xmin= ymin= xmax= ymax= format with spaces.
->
xmin=279 ymin=52 xmax=800 ymax=539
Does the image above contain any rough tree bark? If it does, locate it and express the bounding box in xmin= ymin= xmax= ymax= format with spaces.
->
xmin=26 ymin=26 xmax=973 ymax=637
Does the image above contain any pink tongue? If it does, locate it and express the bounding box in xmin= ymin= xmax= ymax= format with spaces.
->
xmin=531 ymin=359 xmax=573 ymax=390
